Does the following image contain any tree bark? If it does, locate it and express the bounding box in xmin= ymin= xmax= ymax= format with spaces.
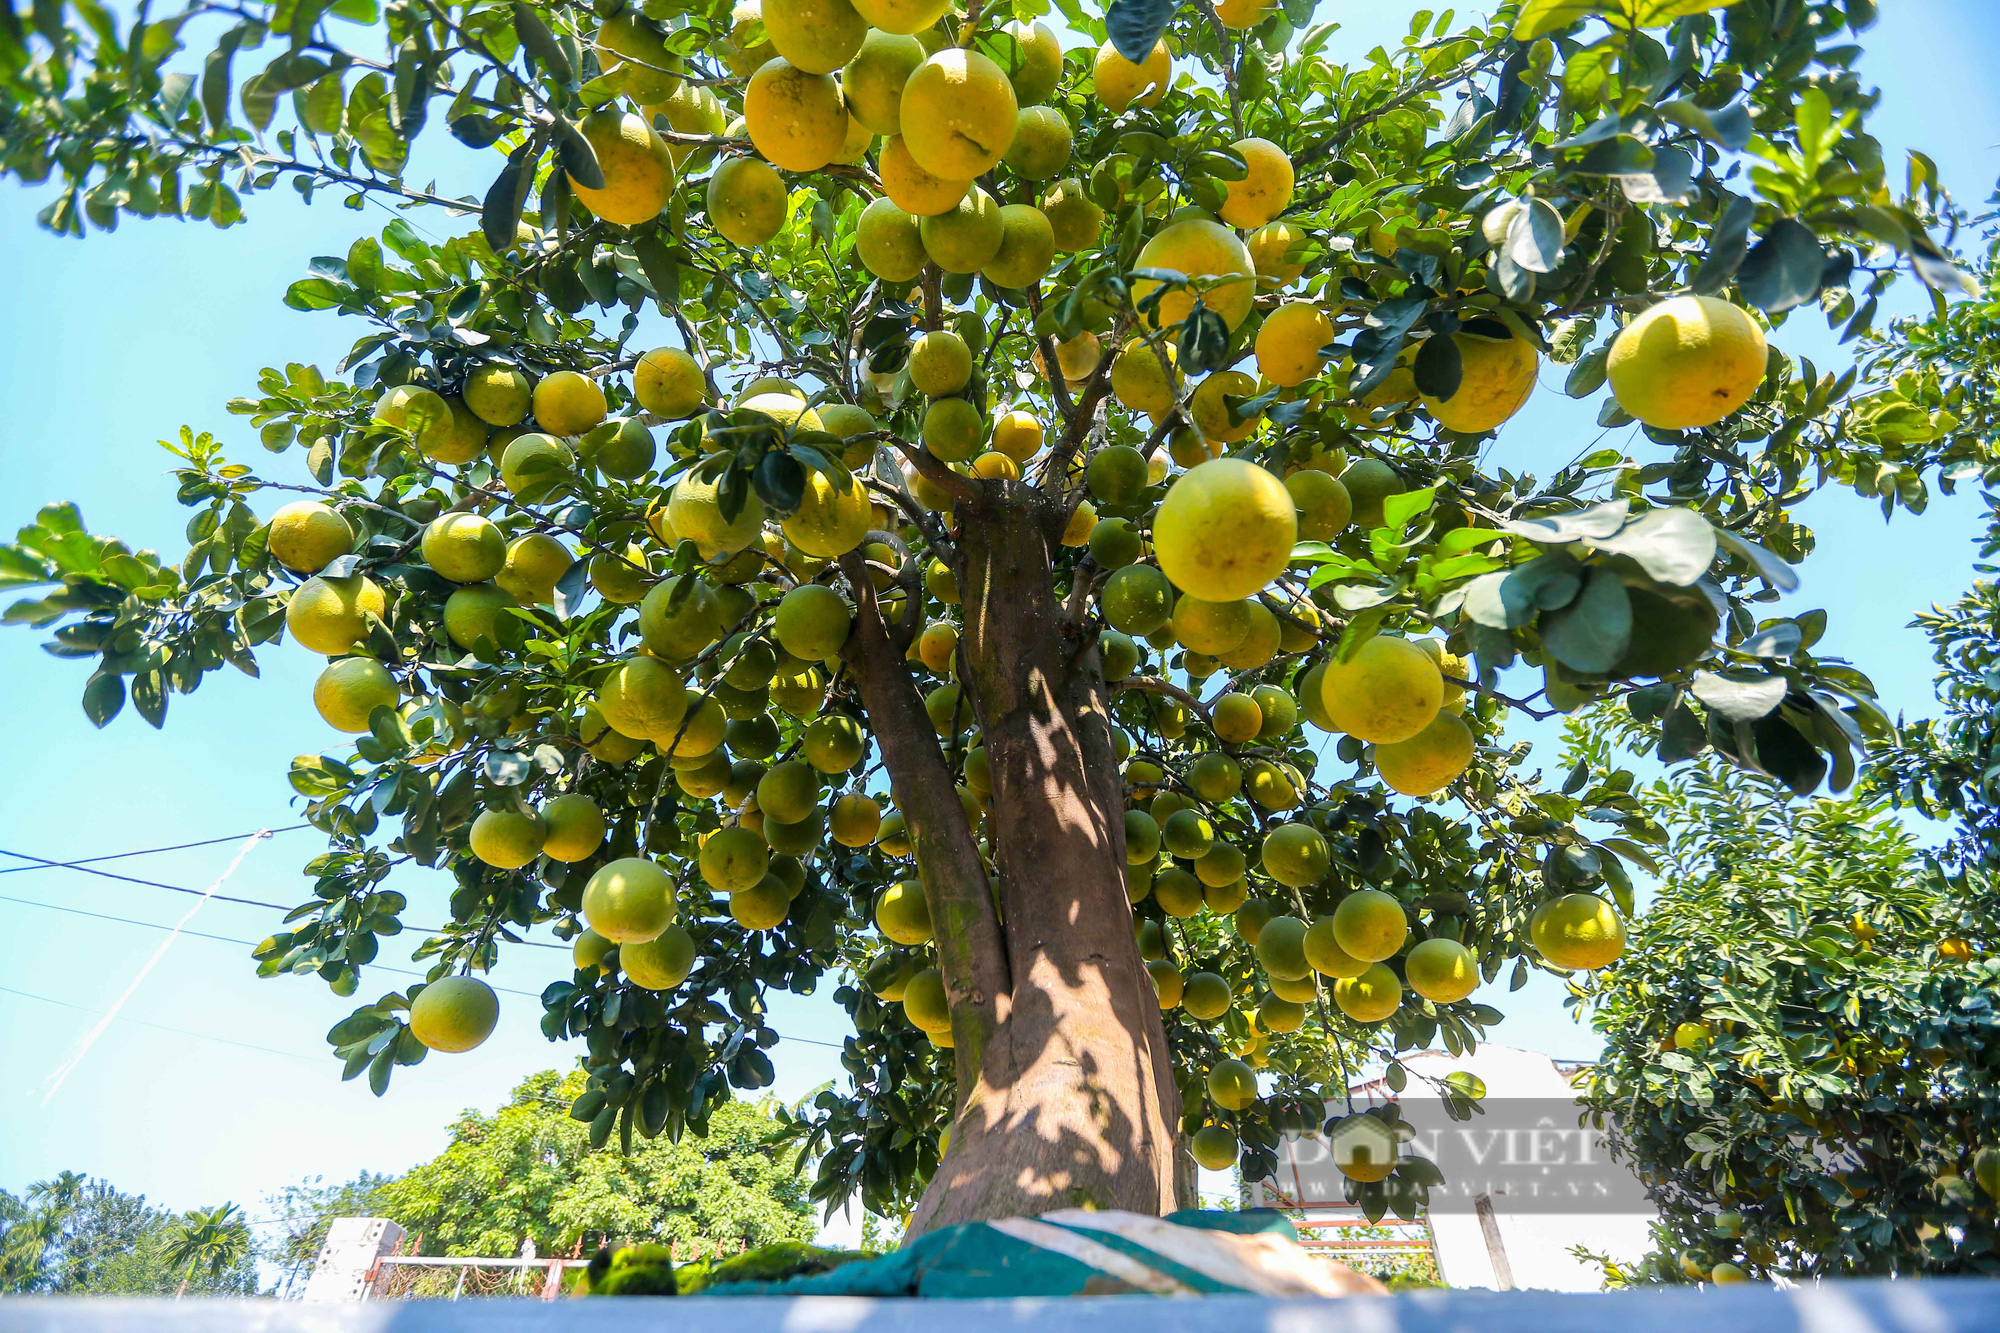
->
xmin=844 ymin=483 xmax=1183 ymax=1237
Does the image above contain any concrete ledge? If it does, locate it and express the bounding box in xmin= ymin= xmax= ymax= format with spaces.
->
xmin=4 ymin=1282 xmax=2000 ymax=1333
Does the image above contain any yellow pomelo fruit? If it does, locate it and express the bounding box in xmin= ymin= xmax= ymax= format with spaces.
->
xmin=803 ymin=714 xmax=864 ymax=772
xmin=744 ymin=57 xmax=848 ymax=171
xmin=992 ymin=410 xmax=1043 ymax=462
xmin=287 ymin=574 xmax=386 ymax=655
xmin=540 ymin=793 xmax=606 ymax=863
xmin=1154 ymin=459 xmax=1296 ymax=603
xmin=879 ymin=134 xmax=970 ymax=216
xmin=268 ymin=501 xmax=353 ymax=574
xmin=984 ymin=203 xmax=1056 ymax=289
xmin=1041 ymin=178 xmax=1104 ymax=251
xmin=1109 ymin=338 xmax=1178 ymax=417
xmin=583 ymin=857 xmax=676 ymax=943
xmin=1052 ymin=329 xmax=1103 ymax=380
xmin=918 ymin=620 xmax=958 ymax=672
xmin=1198 ymin=846 xmax=1248 ymax=893
xmin=1003 ymin=105 xmax=1071 ymax=180
xmin=635 ymin=347 xmax=706 ymax=419
xmin=1214 ymin=0 xmax=1271 ymax=27
xmin=1233 ymin=897 xmax=1274 ymax=943
xmin=569 ymin=110 xmax=674 ymax=227
xmin=572 ymin=927 xmax=615 ymax=976
xmin=1207 ymin=1057 xmax=1258 ymax=1110
xmin=1334 ymin=963 xmax=1402 ymax=1023
xmin=1131 ymin=216 xmax=1257 ymax=332
xmin=1099 ymin=564 xmax=1172 ymax=636
xmin=920 ymin=184 xmax=1004 ymax=274
xmin=1256 ymin=302 xmax=1334 ymax=388
xmin=1332 ymin=889 xmax=1408 ymax=962
xmin=1421 ymin=330 xmax=1538 ymax=433
xmin=499 ymin=432 xmax=575 ymax=504
xmin=1286 ymin=470 xmax=1352 ymax=542
xmin=1322 ymin=635 xmax=1441 ymax=743
xmin=1608 ymin=294 xmax=1768 ymax=429
xmin=532 ymin=370 xmax=607 ymax=437
xmin=463 ymin=365 xmax=534 ymax=427
xmin=1189 ymin=370 xmax=1261 ymax=444
xmin=638 ymin=574 xmax=722 ymax=658
xmin=900 ymin=49 xmax=1018 ymax=180
xmin=1000 ymin=20 xmax=1063 ymax=103
xmin=662 ymin=696 xmax=727 ymax=760
xmin=1405 ymin=937 xmax=1478 ymax=1004
xmin=313 ymin=657 xmax=398 ymax=733
xmin=1247 ymin=219 xmax=1308 ymax=284
xmin=1153 ymin=867 xmax=1203 ymax=919
xmin=699 ymin=825 xmax=770 ymax=893
xmin=844 ymin=29 xmax=925 ymax=134
xmin=420 ymin=513 xmax=505 ymax=584
xmin=707 ymin=155 xmax=788 ymax=247
xmin=921 ymin=397 xmax=986 ymax=461
xmin=669 ymin=469 xmax=767 ymax=557
xmin=1174 ymin=594 xmax=1250 ymax=655
xmin=831 ymin=792 xmax=881 ymax=846
xmin=1255 ymin=914 xmax=1311 ymax=982
xmin=783 ymin=468 xmax=871 ymax=557
xmin=971 ymin=451 xmax=1020 ymax=480
xmin=1187 ymin=753 xmax=1241 ymax=804
xmin=623 ymin=925 xmax=697 ymax=990
xmin=723 ymin=0 xmax=779 ymax=71
xmin=852 ymin=0 xmax=948 ymax=33
xmin=731 ymin=875 xmax=792 ymax=929
xmin=1709 ymin=1262 xmax=1751 ymax=1285
xmin=443 ymin=583 xmax=511 ymax=651
xmin=1211 ymin=692 xmax=1261 ymax=743
xmin=762 ymin=0 xmax=867 ymax=74
xmin=1250 ymin=682 xmax=1296 ymax=736
xmin=1673 ymin=1021 xmax=1711 ymax=1050
xmin=1148 ymin=960 xmax=1184 ymax=1009
xmin=757 ymin=759 xmax=820 ymax=823
xmin=1061 ymin=498 xmax=1097 ymax=546
xmin=1304 ymin=918 xmax=1369 ymax=979
xmin=1375 ymin=710 xmax=1474 ymax=796
xmin=590 ymin=546 xmax=651 ymax=607
xmin=1259 ymin=994 xmax=1307 ymax=1033
xmin=495 ymin=533 xmax=571 ymax=605
xmin=874 ymin=880 xmax=933 ymax=944
xmin=598 ymin=655 xmax=688 ymax=740
xmin=418 ymin=397 xmax=488 ymax=465
xmin=1339 ymin=458 xmax=1404 ymax=530
xmin=409 ymin=976 xmax=498 ymax=1053
xmin=1261 ymin=822 xmax=1329 ymax=888
xmin=856 ymin=197 xmax=926 ymax=281
xmin=1093 ymin=38 xmax=1169 ymax=114
xmin=909 ymin=329 xmax=973 ymax=396
xmin=594 ymin=13 xmax=680 ymax=101
xmin=1219 ymin=137 xmax=1293 ymax=229
xmin=1532 ymin=892 xmax=1626 ymax=970
xmin=902 ymin=965 xmax=950 ymax=1030
xmin=1190 ymin=1124 xmax=1239 ymax=1170
xmin=579 ymin=703 xmax=647 ymax=763
xmin=1183 ymin=971 xmax=1231 ymax=1020
xmin=470 ymin=808 xmax=547 ymax=869
xmin=648 ymin=80 xmax=730 ymax=174
xmin=774 ymin=583 xmax=852 ymax=659
xmin=373 ymin=384 xmax=450 ymax=450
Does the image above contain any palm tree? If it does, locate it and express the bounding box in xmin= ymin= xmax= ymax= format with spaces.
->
xmin=162 ymin=1204 xmax=249 ymax=1298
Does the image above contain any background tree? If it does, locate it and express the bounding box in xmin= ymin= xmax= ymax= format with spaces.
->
xmin=0 ymin=1176 xmax=261 ymax=1296
xmin=373 ymin=1071 xmax=815 ymax=1255
xmin=162 ymin=1203 xmax=253 ymax=1298
xmin=0 ymin=0 xmax=1979 ymax=1233
xmin=261 ymin=1172 xmax=395 ymax=1297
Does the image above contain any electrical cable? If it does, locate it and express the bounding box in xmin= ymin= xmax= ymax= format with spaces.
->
xmin=0 ymin=824 xmax=311 ymax=874
xmin=0 ymin=983 xmax=321 ymax=1064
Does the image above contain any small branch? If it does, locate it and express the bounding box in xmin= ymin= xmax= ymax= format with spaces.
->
xmin=891 ymin=438 xmax=980 ymax=505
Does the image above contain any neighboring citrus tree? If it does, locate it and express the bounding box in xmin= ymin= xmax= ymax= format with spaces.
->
xmin=0 ymin=0 xmax=1979 ymax=1231
xmin=372 ymin=1071 xmax=815 ymax=1255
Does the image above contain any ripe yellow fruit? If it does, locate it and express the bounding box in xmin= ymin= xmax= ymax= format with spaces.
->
xmin=495 ymin=533 xmax=571 ymax=605
xmin=1331 ymin=889 xmax=1408 ymax=962
xmin=1940 ymin=936 xmax=1975 ymax=963
xmin=1219 ymin=137 xmax=1293 ymax=229
xmin=852 ymin=0 xmax=948 ymax=34
xmin=831 ymin=792 xmax=881 ymax=846
xmin=909 ymin=330 xmax=973 ymax=396
xmin=783 ymin=469 xmax=871 ymax=558
xmin=1110 ymin=338 xmax=1178 ymax=416
xmin=313 ymin=657 xmax=398 ymax=733
xmin=1532 ymin=892 xmax=1626 ymax=970
xmin=443 ymin=583 xmax=512 ymax=652
xmin=1261 ymin=822 xmax=1329 ymax=888
xmin=409 ymin=976 xmax=499 ymax=1053
xmin=599 ymin=655 xmax=689 ymax=742
xmin=1421 ymin=330 xmax=1538 ymax=434
xmin=900 ymin=49 xmax=1019 ymax=180
xmin=1285 ymin=470 xmax=1351 ymax=543
xmin=532 ymin=371 xmax=607 ymax=437
xmin=1190 ymin=1124 xmax=1239 ymax=1170
xmin=462 ymin=365 xmax=533 ymax=427
xmin=267 ymin=501 xmax=354 ymax=575
xmin=1334 ymin=963 xmax=1402 ymax=1023
xmin=874 ymin=880 xmax=933 ymax=944
xmin=499 ymin=432 xmax=575 ymax=504
xmin=1174 ymin=594 xmax=1250 ymax=655
xmin=1255 ymin=915 xmax=1311 ymax=980
xmin=757 ymin=759 xmax=819 ymax=824
xmin=540 ymin=794 xmax=607 ymax=863
xmin=1003 ymin=105 xmax=1072 ymax=180
xmin=569 ymin=110 xmax=674 ymax=227
xmin=1375 ymin=710 xmax=1474 ymax=796
xmin=921 ymin=398 xmax=986 ymax=461
xmin=1093 ymin=38 xmax=1169 ymax=114
xmin=855 ymin=196 xmax=926 ymax=281
xmin=572 ymin=927 xmax=615 ymax=977
xmin=1214 ymin=0 xmax=1271 ymax=26
xmin=594 ymin=14 xmax=680 ymax=101
xmin=623 ymin=925 xmax=697 ymax=990
xmin=699 ymin=825 xmax=770 ymax=893
xmin=1406 ymin=937 xmax=1478 ymax=1004
xmin=287 ymin=574 xmax=386 ymax=655
xmin=1673 ymin=1021 xmax=1711 ymax=1050
xmin=374 ymin=384 xmax=450 ymax=450
xmin=920 ymin=184 xmax=1004 ymax=274
xmin=1212 ymin=693 xmax=1262 ymax=743
xmin=731 ymin=875 xmax=792 ymax=929
xmin=998 ymin=20 xmax=1063 ymax=102
xmin=1052 ymin=329 xmax=1103 ymax=381
xmin=1042 ymin=178 xmax=1104 ymax=252
xmin=583 ymin=856 xmax=676 ymax=943
xmin=1153 ymin=459 xmax=1296 ymax=604
xmin=1259 ymin=993 xmax=1306 ymax=1032
xmin=1303 ymin=918 xmax=1369 ymax=979
xmin=1608 ymin=295 xmax=1769 ymax=429
xmin=635 ymin=347 xmax=706 ymax=419
xmin=662 ymin=697 xmax=728 ymax=761
xmin=1322 ymin=635 xmax=1442 ymax=743
xmin=1182 ymin=971 xmax=1231 ymax=1022
xmin=1207 ymin=1057 xmax=1258 ymax=1110
xmin=992 ymin=410 xmax=1044 ymax=462
xmin=1148 ymin=959 xmax=1184 ymax=1009
xmin=706 ymin=156 xmax=789 ymax=247
xmin=984 ymin=203 xmax=1056 ymax=289
xmin=762 ymin=0 xmax=867 ymax=74
xmin=416 ymin=397 xmax=488 ymax=465
xmin=774 ymin=583 xmax=851 ymax=660
xmin=879 ymin=134 xmax=970 ymax=216
xmin=902 ymin=965 xmax=950 ymax=1030
xmin=669 ymin=470 xmax=767 ymax=558
xmin=1131 ymin=216 xmax=1258 ymax=332
xmin=1256 ymin=302 xmax=1335 ymax=388
xmin=648 ymin=80 xmax=731 ymax=173
xmin=470 ymin=808 xmax=547 ymax=869
xmin=1189 ymin=370 xmax=1261 ymax=444
xmin=843 ymin=29 xmax=924 ymax=134
xmin=420 ymin=513 xmax=506 ymax=584
xmin=744 ymin=57 xmax=849 ymax=171
xmin=1061 ymin=498 xmax=1097 ymax=546
xmin=1247 ymin=219 xmax=1308 ymax=285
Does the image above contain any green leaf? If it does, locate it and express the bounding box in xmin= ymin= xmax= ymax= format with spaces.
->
xmin=1380 ymin=486 xmax=1437 ymax=532
xmin=511 ymin=2 xmax=574 ymax=85
xmin=1507 ymin=197 xmax=1566 ymax=274
xmin=1737 ymin=218 xmax=1824 ymax=314
xmin=1539 ymin=565 xmax=1632 ymax=673
xmin=1105 ymin=0 xmax=1177 ymax=65
xmin=1514 ymin=0 xmax=1605 ymax=39
xmin=201 ymin=25 xmax=247 ymax=133
xmin=1624 ymin=0 xmax=1744 ymax=23
xmin=552 ymin=112 xmax=605 ymax=191
xmin=1588 ymin=508 xmax=1716 ymax=585
xmin=1691 ymin=670 xmax=1787 ymax=722
xmin=81 ymin=671 xmax=124 ymax=727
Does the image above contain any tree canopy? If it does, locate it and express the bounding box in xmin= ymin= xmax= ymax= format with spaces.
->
xmin=0 ymin=1174 xmax=260 ymax=1296
xmin=3 ymin=0 xmax=1989 ymax=1231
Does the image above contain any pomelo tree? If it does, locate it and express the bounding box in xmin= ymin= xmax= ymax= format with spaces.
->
xmin=0 ymin=0 xmax=1974 ymax=1232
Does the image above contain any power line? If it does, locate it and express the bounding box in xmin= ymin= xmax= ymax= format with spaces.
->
xmin=0 ymin=983 xmax=320 ymax=1064
xmin=0 ymin=825 xmax=312 ymax=874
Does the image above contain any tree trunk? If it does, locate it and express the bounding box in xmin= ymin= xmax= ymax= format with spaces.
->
xmin=846 ymin=482 xmax=1183 ymax=1236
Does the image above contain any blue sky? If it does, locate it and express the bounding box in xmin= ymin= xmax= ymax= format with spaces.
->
xmin=3 ymin=0 xmax=1998 ymax=1242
